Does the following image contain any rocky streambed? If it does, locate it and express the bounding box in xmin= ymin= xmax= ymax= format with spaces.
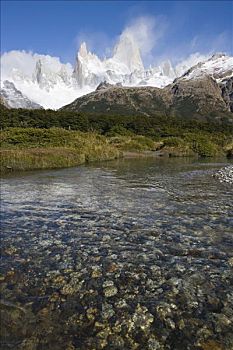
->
xmin=213 ymin=165 xmax=233 ymax=184
xmin=0 ymin=158 xmax=233 ymax=350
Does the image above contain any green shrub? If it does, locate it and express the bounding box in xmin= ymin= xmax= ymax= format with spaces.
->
xmin=109 ymin=135 xmax=156 ymax=152
xmin=163 ymin=137 xmax=186 ymax=147
xmin=106 ymin=125 xmax=133 ymax=137
xmin=0 ymin=128 xmax=120 ymax=173
xmin=184 ymin=134 xmax=220 ymax=157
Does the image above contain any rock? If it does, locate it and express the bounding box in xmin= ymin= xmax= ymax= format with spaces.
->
xmin=91 ymin=265 xmax=102 ymax=278
xmin=96 ymin=81 xmax=114 ymax=91
xmin=101 ymin=302 xmax=115 ymax=319
xmin=131 ymin=304 xmax=154 ymax=331
xmin=213 ymin=166 xmax=233 ymax=184
xmin=103 ymin=284 xmax=118 ymax=298
xmin=86 ymin=307 xmax=97 ymax=321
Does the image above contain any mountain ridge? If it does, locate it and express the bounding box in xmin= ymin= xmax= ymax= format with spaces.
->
xmin=1 ymin=31 xmax=232 ymax=110
xmin=2 ymin=28 xmax=232 ymax=110
xmin=0 ymin=80 xmax=43 ymax=109
xmin=61 ymin=74 xmax=232 ymax=121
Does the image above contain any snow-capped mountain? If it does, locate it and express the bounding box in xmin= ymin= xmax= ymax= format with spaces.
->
xmin=72 ymin=34 xmax=177 ymax=89
xmin=0 ymin=80 xmax=42 ymax=109
xmin=177 ymin=53 xmax=233 ymax=82
xmin=1 ymin=31 xmax=232 ymax=109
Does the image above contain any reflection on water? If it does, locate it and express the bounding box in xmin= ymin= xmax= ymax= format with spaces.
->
xmin=1 ymin=157 xmax=233 ymax=350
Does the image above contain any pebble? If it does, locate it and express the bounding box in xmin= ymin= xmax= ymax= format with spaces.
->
xmin=104 ymin=285 xmax=118 ymax=298
xmin=213 ymin=165 xmax=233 ymax=184
xmin=1 ymin=162 xmax=233 ymax=350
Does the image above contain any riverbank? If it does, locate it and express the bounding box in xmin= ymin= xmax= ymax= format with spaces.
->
xmin=1 ymin=128 xmax=232 ymax=173
xmin=0 ymin=128 xmax=120 ymax=173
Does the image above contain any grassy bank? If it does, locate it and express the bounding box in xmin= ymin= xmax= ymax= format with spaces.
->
xmin=108 ymin=133 xmax=233 ymax=158
xmin=0 ymin=128 xmax=120 ymax=173
xmin=1 ymin=127 xmax=232 ymax=173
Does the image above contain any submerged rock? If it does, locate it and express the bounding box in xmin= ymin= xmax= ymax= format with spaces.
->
xmin=213 ymin=165 xmax=233 ymax=184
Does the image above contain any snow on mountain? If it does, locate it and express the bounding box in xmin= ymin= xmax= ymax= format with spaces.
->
xmin=178 ymin=53 xmax=233 ymax=82
xmin=0 ymin=50 xmax=88 ymax=109
xmin=175 ymin=53 xmax=211 ymax=77
xmin=72 ymin=34 xmax=178 ymax=89
xmin=1 ymin=37 xmax=232 ymax=110
xmin=73 ymin=42 xmax=108 ymax=88
xmin=1 ymin=80 xmax=42 ymax=109
xmin=111 ymin=32 xmax=144 ymax=72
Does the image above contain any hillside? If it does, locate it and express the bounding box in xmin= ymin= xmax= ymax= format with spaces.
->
xmin=61 ymin=75 xmax=232 ymax=122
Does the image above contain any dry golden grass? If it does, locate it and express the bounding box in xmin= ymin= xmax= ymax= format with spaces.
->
xmin=0 ymin=128 xmax=120 ymax=173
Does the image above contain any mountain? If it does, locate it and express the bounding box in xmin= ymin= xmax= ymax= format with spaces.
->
xmin=61 ymin=52 xmax=233 ymax=120
xmin=61 ymin=73 xmax=232 ymax=121
xmin=61 ymin=84 xmax=166 ymax=117
xmin=0 ymin=96 xmax=10 ymax=109
xmin=173 ymin=54 xmax=233 ymax=115
xmin=0 ymin=51 xmax=85 ymax=109
xmin=0 ymin=80 xmax=42 ymax=109
xmin=72 ymin=36 xmax=175 ymax=90
xmin=112 ymin=32 xmax=144 ymax=71
xmin=1 ymin=31 xmax=232 ymax=110
xmin=168 ymin=75 xmax=229 ymax=118
xmin=176 ymin=54 xmax=233 ymax=83
xmin=220 ymin=77 xmax=233 ymax=112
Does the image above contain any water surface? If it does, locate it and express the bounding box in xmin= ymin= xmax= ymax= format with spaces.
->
xmin=1 ymin=157 xmax=233 ymax=350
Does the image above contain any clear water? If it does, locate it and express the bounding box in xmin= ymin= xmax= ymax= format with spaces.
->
xmin=1 ymin=157 xmax=233 ymax=350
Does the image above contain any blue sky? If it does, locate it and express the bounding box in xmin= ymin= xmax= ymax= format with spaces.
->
xmin=1 ymin=1 xmax=232 ymax=65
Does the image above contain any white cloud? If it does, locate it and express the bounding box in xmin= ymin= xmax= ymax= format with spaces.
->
xmin=1 ymin=16 xmax=231 ymax=109
xmin=121 ymin=15 xmax=167 ymax=58
xmin=1 ymin=50 xmax=73 ymax=81
xmin=75 ymin=15 xmax=168 ymax=66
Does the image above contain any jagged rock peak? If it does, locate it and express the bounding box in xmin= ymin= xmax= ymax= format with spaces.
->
xmin=79 ymin=42 xmax=88 ymax=57
xmin=96 ymin=81 xmax=113 ymax=91
xmin=160 ymin=60 xmax=176 ymax=79
xmin=95 ymin=81 xmax=123 ymax=91
xmin=113 ymin=32 xmax=144 ymax=71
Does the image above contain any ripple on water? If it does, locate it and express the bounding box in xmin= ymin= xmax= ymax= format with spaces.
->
xmin=0 ymin=158 xmax=233 ymax=350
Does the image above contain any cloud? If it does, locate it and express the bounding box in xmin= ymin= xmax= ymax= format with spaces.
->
xmin=120 ymin=15 xmax=168 ymax=58
xmin=1 ymin=50 xmax=73 ymax=81
xmin=75 ymin=15 xmax=168 ymax=66
xmin=74 ymin=14 xmax=231 ymax=71
xmin=190 ymin=36 xmax=199 ymax=50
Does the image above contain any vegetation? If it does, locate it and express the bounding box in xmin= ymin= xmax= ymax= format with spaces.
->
xmin=109 ymin=135 xmax=159 ymax=152
xmin=0 ymin=128 xmax=120 ymax=173
xmin=0 ymin=106 xmax=232 ymax=173
xmin=1 ymin=105 xmax=233 ymax=137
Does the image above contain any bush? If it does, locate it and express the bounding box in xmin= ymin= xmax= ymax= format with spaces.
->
xmin=109 ymin=135 xmax=157 ymax=152
xmin=0 ymin=128 xmax=120 ymax=173
xmin=163 ymin=137 xmax=185 ymax=147
xmin=106 ymin=125 xmax=133 ymax=137
xmin=184 ymin=134 xmax=220 ymax=157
